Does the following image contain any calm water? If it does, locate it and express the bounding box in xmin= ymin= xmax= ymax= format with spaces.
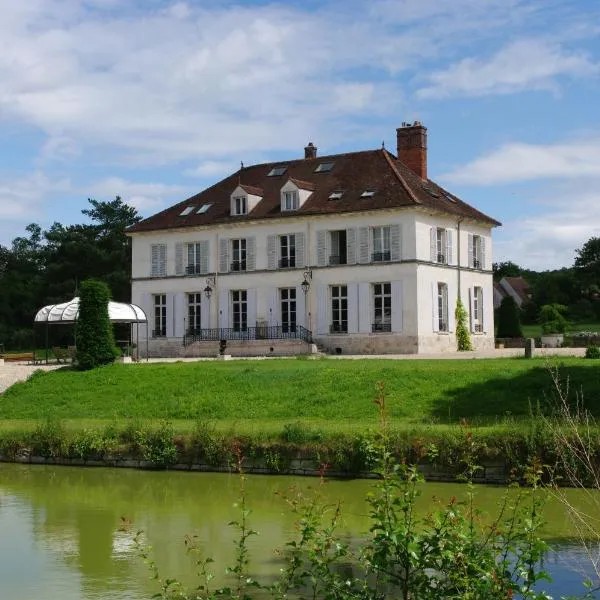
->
xmin=0 ymin=464 xmax=598 ymax=599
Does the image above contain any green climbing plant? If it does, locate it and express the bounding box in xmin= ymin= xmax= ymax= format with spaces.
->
xmin=455 ymin=298 xmax=473 ymax=351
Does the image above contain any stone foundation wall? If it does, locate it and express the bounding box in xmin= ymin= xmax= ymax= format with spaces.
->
xmin=418 ymin=334 xmax=495 ymax=353
xmin=316 ymin=334 xmax=419 ymax=355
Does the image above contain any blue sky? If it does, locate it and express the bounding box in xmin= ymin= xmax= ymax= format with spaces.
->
xmin=1 ymin=0 xmax=599 ymax=270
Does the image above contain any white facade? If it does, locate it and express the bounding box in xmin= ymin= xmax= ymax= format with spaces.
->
xmin=130 ymin=206 xmax=495 ymax=355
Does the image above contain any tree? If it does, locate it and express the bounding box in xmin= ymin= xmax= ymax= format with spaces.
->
xmin=539 ymin=303 xmax=569 ymax=334
xmin=496 ymin=296 xmax=523 ymax=338
xmin=575 ymin=236 xmax=600 ymax=294
xmin=492 ymin=261 xmax=522 ymax=281
xmin=455 ymin=299 xmax=473 ymax=351
xmin=76 ymin=279 xmax=119 ymax=370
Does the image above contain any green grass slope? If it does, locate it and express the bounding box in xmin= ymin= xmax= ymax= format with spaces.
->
xmin=1 ymin=358 xmax=599 ymax=423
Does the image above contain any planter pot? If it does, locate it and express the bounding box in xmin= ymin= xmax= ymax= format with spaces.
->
xmin=541 ymin=333 xmax=564 ymax=348
xmin=116 ymin=356 xmax=133 ymax=364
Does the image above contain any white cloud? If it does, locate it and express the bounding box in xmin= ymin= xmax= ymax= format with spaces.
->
xmin=184 ymin=160 xmax=236 ymax=178
xmin=442 ymin=138 xmax=600 ymax=186
xmin=418 ymin=40 xmax=598 ymax=99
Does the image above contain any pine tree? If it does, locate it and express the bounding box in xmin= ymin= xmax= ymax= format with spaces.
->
xmin=496 ymin=296 xmax=523 ymax=338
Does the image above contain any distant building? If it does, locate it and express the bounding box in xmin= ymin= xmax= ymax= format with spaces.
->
xmin=127 ymin=122 xmax=500 ymax=357
xmin=493 ymin=277 xmax=532 ymax=309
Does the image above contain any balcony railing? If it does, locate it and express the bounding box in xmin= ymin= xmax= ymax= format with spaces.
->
xmin=183 ymin=325 xmax=313 ymax=345
xmin=474 ymin=323 xmax=483 ymax=333
xmin=186 ymin=264 xmax=202 ymax=275
xmin=329 ymin=255 xmax=347 ymax=265
xmin=372 ymin=322 xmax=392 ymax=333
xmin=329 ymin=322 xmax=348 ymax=334
xmin=278 ymin=257 xmax=296 ymax=268
xmin=437 ymin=253 xmax=447 ymax=264
xmin=230 ymin=260 xmax=246 ymax=272
xmin=472 ymin=259 xmax=481 ymax=269
xmin=152 ymin=329 xmax=166 ymax=338
xmin=372 ymin=251 xmax=391 ymax=262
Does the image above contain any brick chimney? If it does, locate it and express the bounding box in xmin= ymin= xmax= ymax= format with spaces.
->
xmin=304 ymin=142 xmax=317 ymax=159
xmin=396 ymin=121 xmax=427 ymax=179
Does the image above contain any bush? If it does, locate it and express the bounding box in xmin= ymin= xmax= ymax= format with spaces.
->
xmin=76 ymin=279 xmax=120 ymax=370
xmin=496 ymin=296 xmax=523 ymax=338
xmin=455 ymin=298 xmax=472 ymax=351
xmin=539 ymin=303 xmax=569 ymax=335
xmin=585 ymin=345 xmax=600 ymax=359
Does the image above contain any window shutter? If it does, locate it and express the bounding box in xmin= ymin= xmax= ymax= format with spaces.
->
xmin=150 ymin=245 xmax=159 ymax=277
xmin=219 ymin=238 xmax=229 ymax=273
xmin=358 ymin=282 xmax=371 ymax=333
xmin=175 ymin=243 xmax=184 ymax=275
xmin=295 ymin=285 xmax=306 ymax=328
xmin=347 ymin=283 xmax=359 ymax=333
xmin=430 ymin=228 xmax=436 ymax=262
xmin=267 ymin=287 xmax=278 ymax=326
xmin=448 ymin=283 xmax=456 ymax=332
xmin=159 ymin=245 xmax=167 ymax=276
xmin=174 ymin=292 xmax=185 ymax=337
xmin=391 ymin=281 xmax=403 ymax=333
xmin=482 ymin=286 xmax=491 ymax=333
xmin=246 ymin=237 xmax=256 ymax=271
xmin=267 ymin=235 xmax=277 ymax=270
xmin=468 ymin=234 xmax=474 ymax=269
xmin=432 ymin=282 xmax=439 ymax=332
xmin=390 ymin=224 xmax=402 ymax=261
xmin=201 ymin=291 xmax=211 ymax=328
xmin=295 ymin=232 xmax=305 ymax=268
xmin=346 ymin=228 xmax=357 ymax=265
xmin=140 ymin=293 xmax=152 ymax=342
xmin=358 ymin=227 xmax=370 ymax=264
xmin=480 ymin=237 xmax=487 ymax=270
xmin=446 ymin=229 xmax=453 ymax=266
xmin=200 ymin=241 xmax=209 ymax=274
xmin=165 ymin=293 xmax=175 ymax=337
xmin=247 ymin=289 xmax=257 ymax=330
xmin=316 ymin=230 xmax=327 ymax=267
xmin=468 ymin=288 xmax=474 ymax=332
xmin=218 ymin=289 xmax=229 ymax=328
xmin=316 ymin=285 xmax=328 ymax=334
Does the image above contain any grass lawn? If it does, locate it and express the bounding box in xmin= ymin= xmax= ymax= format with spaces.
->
xmin=1 ymin=357 xmax=598 ymax=425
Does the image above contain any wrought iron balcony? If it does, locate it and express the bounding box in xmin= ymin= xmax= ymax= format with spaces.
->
xmin=278 ymin=257 xmax=296 ymax=268
xmin=437 ymin=253 xmax=447 ymax=264
xmin=183 ymin=325 xmax=313 ymax=345
xmin=329 ymin=322 xmax=348 ymax=334
xmin=472 ymin=259 xmax=481 ymax=269
xmin=230 ymin=260 xmax=246 ymax=272
xmin=372 ymin=251 xmax=391 ymax=262
xmin=372 ymin=322 xmax=392 ymax=333
xmin=186 ymin=264 xmax=202 ymax=275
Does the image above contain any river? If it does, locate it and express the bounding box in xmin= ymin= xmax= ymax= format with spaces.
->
xmin=0 ymin=464 xmax=598 ymax=599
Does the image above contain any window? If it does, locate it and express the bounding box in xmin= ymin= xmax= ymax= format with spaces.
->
xmin=328 ymin=191 xmax=344 ymax=200
xmin=197 ymin=204 xmax=212 ymax=214
xmin=436 ymin=228 xmax=447 ymax=264
xmin=361 ymin=190 xmax=376 ymax=198
xmin=437 ymin=283 xmax=448 ymax=332
xmin=233 ymin=196 xmax=247 ymax=216
xmin=179 ymin=206 xmax=194 ymax=216
xmin=268 ymin=166 xmax=287 ymax=177
xmin=329 ymin=230 xmax=347 ymax=265
xmin=372 ymin=226 xmax=391 ymax=262
xmin=153 ymin=294 xmax=166 ymax=337
xmin=314 ymin=162 xmax=334 ymax=173
xmin=231 ymin=290 xmax=247 ymax=332
xmin=472 ymin=286 xmax=483 ymax=332
xmin=280 ymin=288 xmax=297 ymax=334
xmin=471 ymin=235 xmax=483 ymax=269
xmin=231 ymin=239 xmax=247 ymax=271
xmin=186 ymin=242 xmax=202 ymax=275
xmin=187 ymin=293 xmax=202 ymax=334
xmin=330 ymin=285 xmax=348 ymax=333
xmin=282 ymin=191 xmax=299 ymax=211
xmin=373 ymin=283 xmax=391 ymax=332
xmin=279 ymin=234 xmax=296 ymax=268
xmin=150 ymin=244 xmax=167 ymax=277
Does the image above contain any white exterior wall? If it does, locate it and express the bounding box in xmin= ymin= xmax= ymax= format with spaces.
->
xmin=130 ymin=207 xmax=495 ymax=355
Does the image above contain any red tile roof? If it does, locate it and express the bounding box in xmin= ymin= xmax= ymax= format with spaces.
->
xmin=128 ymin=148 xmax=501 ymax=233
xmin=239 ymin=184 xmax=264 ymax=196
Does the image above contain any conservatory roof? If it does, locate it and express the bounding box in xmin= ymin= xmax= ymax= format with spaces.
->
xmin=34 ymin=297 xmax=147 ymax=324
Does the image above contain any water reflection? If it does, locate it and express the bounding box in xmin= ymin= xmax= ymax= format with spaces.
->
xmin=0 ymin=464 xmax=598 ymax=598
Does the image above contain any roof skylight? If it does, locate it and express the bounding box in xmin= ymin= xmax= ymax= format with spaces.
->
xmin=267 ymin=166 xmax=287 ymax=177
xmin=314 ymin=162 xmax=334 ymax=173
xmin=360 ymin=190 xmax=376 ymax=198
xmin=197 ymin=204 xmax=212 ymax=214
xmin=442 ymin=191 xmax=457 ymax=203
xmin=179 ymin=206 xmax=195 ymax=216
xmin=424 ymin=187 xmax=440 ymax=199
xmin=328 ymin=191 xmax=344 ymax=200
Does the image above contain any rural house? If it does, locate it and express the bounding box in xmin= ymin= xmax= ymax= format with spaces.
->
xmin=127 ymin=122 xmax=500 ymax=357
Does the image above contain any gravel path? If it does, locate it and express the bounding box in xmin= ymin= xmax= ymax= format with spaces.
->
xmin=0 ymin=363 xmax=60 ymax=394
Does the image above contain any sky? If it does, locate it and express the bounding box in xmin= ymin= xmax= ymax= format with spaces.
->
xmin=0 ymin=0 xmax=599 ymax=271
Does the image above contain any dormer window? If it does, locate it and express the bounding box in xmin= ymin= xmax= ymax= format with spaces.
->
xmin=233 ymin=196 xmax=247 ymax=216
xmin=282 ymin=191 xmax=299 ymax=211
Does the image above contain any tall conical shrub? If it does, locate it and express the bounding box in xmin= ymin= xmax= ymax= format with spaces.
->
xmin=76 ymin=279 xmax=119 ymax=370
xmin=496 ymin=296 xmax=523 ymax=338
xmin=455 ymin=298 xmax=473 ymax=351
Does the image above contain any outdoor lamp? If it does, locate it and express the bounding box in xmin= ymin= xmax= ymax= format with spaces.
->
xmin=301 ymin=269 xmax=312 ymax=295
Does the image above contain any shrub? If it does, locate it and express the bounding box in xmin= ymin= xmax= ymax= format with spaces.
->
xmin=539 ymin=303 xmax=569 ymax=335
xmin=496 ymin=296 xmax=523 ymax=338
xmin=76 ymin=279 xmax=120 ymax=370
xmin=585 ymin=345 xmax=600 ymax=359
xmin=455 ymin=298 xmax=472 ymax=351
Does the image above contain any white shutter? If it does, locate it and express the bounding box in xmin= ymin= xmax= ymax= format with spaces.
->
xmin=267 ymin=235 xmax=277 ymax=270
xmin=140 ymin=293 xmax=152 ymax=341
xmin=432 ymin=282 xmax=439 ymax=332
xmin=347 ymin=283 xmax=359 ymax=334
xmin=468 ymin=287 xmax=474 ymax=333
xmin=159 ymin=245 xmax=167 ymax=276
xmin=150 ymin=245 xmax=159 ymax=276
xmin=218 ymin=289 xmax=229 ymax=329
xmin=200 ymin=241 xmax=210 ymax=274
xmin=468 ymin=234 xmax=474 ymax=269
xmin=480 ymin=237 xmax=487 ymax=270
xmin=446 ymin=229 xmax=453 ymax=266
xmin=247 ymin=289 xmax=257 ymax=329
xmin=174 ymin=292 xmax=186 ymax=337
xmin=246 ymin=237 xmax=256 ymax=271
xmin=166 ymin=293 xmax=175 ymax=337
xmin=316 ymin=230 xmax=327 ymax=267
xmin=390 ymin=224 xmax=402 ymax=261
xmin=448 ymin=283 xmax=456 ymax=333
xmin=295 ymin=286 xmax=306 ymax=328
xmin=358 ymin=282 xmax=371 ymax=333
xmin=267 ymin=287 xmax=278 ymax=326
xmin=391 ymin=281 xmax=403 ymax=333
xmin=482 ymin=286 xmax=492 ymax=334
xmin=201 ymin=292 xmax=211 ymax=329
xmin=346 ymin=228 xmax=357 ymax=265
xmin=316 ymin=285 xmax=328 ymax=335
xmin=358 ymin=227 xmax=370 ymax=264
xmin=175 ymin=243 xmax=184 ymax=276
xmin=430 ymin=228 xmax=436 ymax=263
xmin=295 ymin=232 xmax=305 ymax=268
xmin=219 ymin=239 xmax=229 ymax=273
